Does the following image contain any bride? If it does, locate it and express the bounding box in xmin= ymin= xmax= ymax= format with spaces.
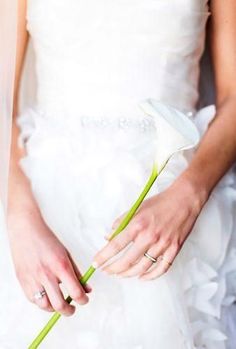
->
xmin=1 ymin=0 xmax=236 ymax=348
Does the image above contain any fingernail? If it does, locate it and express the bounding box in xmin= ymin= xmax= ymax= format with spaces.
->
xmin=111 ymin=221 xmax=117 ymax=229
xmin=92 ymin=260 xmax=99 ymax=269
xmin=104 ymin=230 xmax=114 ymax=240
xmin=85 ymin=283 xmax=92 ymax=292
xmin=101 ymin=267 xmax=109 ymax=273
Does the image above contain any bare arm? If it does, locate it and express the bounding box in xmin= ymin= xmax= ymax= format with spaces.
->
xmin=13 ymin=0 xmax=28 ymax=115
xmin=7 ymin=0 xmax=91 ymax=315
xmin=180 ymin=0 xmax=236 ymax=198
xmin=9 ymin=0 xmax=35 ymax=215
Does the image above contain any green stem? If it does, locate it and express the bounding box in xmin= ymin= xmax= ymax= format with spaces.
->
xmin=28 ymin=161 xmax=160 ymax=348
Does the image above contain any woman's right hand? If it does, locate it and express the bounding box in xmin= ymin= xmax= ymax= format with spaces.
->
xmin=7 ymin=204 xmax=92 ymax=317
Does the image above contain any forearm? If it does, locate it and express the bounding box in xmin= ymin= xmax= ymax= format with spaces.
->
xmin=7 ymin=0 xmax=35 ymax=214
xmin=8 ymin=119 xmax=39 ymax=216
xmin=179 ymin=95 xmax=236 ymax=201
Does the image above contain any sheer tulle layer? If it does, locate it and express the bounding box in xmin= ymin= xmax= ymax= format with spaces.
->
xmin=0 ymin=105 xmax=235 ymax=348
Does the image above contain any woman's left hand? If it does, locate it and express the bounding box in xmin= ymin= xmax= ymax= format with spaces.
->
xmin=92 ymin=174 xmax=208 ymax=280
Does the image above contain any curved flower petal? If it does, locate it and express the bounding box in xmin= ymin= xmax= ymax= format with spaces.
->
xmin=139 ymin=98 xmax=200 ymax=170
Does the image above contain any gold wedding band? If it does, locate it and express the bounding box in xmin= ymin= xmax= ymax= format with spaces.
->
xmin=144 ymin=252 xmax=158 ymax=263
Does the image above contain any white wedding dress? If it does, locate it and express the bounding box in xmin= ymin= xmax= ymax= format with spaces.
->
xmin=1 ymin=0 xmax=236 ymax=348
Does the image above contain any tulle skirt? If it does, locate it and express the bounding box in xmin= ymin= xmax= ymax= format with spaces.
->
xmin=0 ymin=104 xmax=236 ymax=349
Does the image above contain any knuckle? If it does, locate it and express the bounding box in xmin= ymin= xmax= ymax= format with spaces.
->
xmin=36 ymin=263 xmax=47 ymax=278
xmin=56 ymin=255 xmax=70 ymax=273
xmin=159 ymin=235 xmax=171 ymax=248
xmin=127 ymin=228 xmax=136 ymax=240
xmin=172 ymin=239 xmax=181 ymax=252
xmin=145 ymin=230 xmax=157 ymax=244
xmin=134 ymin=216 xmax=148 ymax=231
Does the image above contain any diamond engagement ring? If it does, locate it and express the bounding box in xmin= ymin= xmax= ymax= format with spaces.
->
xmin=144 ymin=252 xmax=158 ymax=263
xmin=33 ymin=289 xmax=47 ymax=300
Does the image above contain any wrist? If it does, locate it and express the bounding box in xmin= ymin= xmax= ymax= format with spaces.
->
xmin=173 ymin=169 xmax=210 ymax=210
xmin=7 ymin=195 xmax=45 ymax=240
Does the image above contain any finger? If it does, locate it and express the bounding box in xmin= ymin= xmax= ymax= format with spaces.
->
xmin=30 ymin=281 xmax=54 ymax=312
xmin=111 ymin=212 xmax=128 ymax=230
xmin=117 ymin=239 xmax=166 ymax=278
xmin=92 ymin=225 xmax=136 ymax=268
xmin=139 ymin=244 xmax=177 ymax=280
xmin=43 ymin=274 xmax=76 ymax=316
xmin=101 ymin=230 xmax=157 ymax=274
xmin=67 ymin=252 xmax=92 ymax=293
xmin=58 ymin=258 xmax=89 ymax=306
xmin=104 ymin=212 xmax=128 ymax=240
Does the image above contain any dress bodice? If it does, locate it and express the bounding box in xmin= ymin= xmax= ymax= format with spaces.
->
xmin=26 ymin=0 xmax=210 ymax=118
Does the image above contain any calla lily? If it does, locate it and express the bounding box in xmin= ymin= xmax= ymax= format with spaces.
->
xmin=139 ymin=98 xmax=200 ymax=173
xmin=28 ymin=99 xmax=200 ymax=348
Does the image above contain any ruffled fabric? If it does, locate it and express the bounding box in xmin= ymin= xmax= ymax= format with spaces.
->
xmin=155 ymin=105 xmax=236 ymax=349
xmin=0 ymin=104 xmax=233 ymax=349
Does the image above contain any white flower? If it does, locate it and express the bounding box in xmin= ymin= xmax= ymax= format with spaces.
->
xmin=139 ymin=98 xmax=200 ymax=171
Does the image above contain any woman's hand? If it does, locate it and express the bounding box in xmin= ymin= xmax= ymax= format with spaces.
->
xmin=7 ymin=205 xmax=92 ymax=316
xmin=8 ymin=78 xmax=92 ymax=316
xmin=92 ymin=174 xmax=208 ymax=280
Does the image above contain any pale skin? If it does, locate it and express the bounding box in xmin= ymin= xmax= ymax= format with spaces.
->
xmin=8 ymin=0 xmax=236 ymax=316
